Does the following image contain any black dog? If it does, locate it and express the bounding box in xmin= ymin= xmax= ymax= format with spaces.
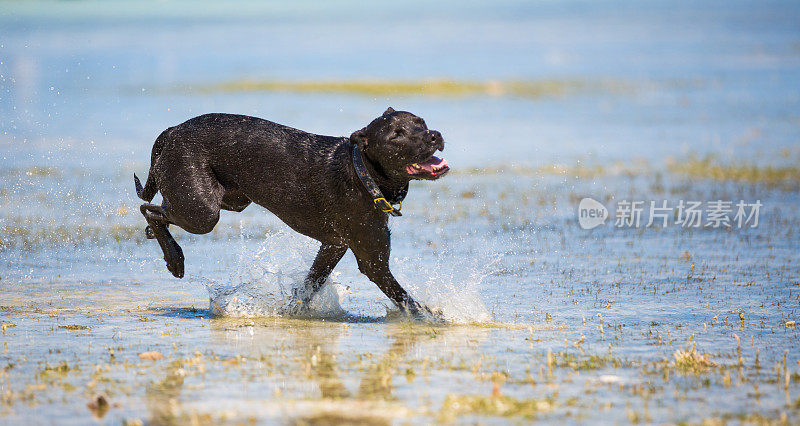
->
xmin=134 ymin=108 xmax=449 ymax=317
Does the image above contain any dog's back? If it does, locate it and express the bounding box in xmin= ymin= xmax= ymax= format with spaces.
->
xmin=138 ymin=113 xmax=354 ymax=239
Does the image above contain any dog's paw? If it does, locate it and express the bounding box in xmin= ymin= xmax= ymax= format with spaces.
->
xmin=427 ymin=306 xmax=446 ymax=323
xmin=402 ymin=303 xmax=446 ymax=324
xmin=165 ymin=259 xmax=184 ymax=279
xmin=420 ymin=306 xmax=447 ymax=324
xmin=164 ymin=243 xmax=184 ymax=278
xmin=283 ymin=300 xmax=308 ymax=317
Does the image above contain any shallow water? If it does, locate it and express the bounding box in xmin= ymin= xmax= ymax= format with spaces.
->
xmin=2 ymin=0 xmax=800 ymax=423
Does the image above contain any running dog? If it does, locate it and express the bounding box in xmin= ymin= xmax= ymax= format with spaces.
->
xmin=135 ymin=108 xmax=449 ymax=317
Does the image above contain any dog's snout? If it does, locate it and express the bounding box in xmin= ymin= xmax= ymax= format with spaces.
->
xmin=428 ymin=130 xmax=444 ymax=150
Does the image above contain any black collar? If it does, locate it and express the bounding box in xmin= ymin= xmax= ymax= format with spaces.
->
xmin=351 ymin=143 xmax=405 ymax=217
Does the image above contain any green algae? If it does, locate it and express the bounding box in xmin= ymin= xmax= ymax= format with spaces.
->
xmin=181 ymin=78 xmax=607 ymax=99
xmin=58 ymin=324 xmax=91 ymax=331
xmin=668 ymin=155 xmax=800 ymax=190
xmin=438 ymin=393 xmax=555 ymax=421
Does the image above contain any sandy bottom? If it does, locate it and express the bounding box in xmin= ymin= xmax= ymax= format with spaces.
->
xmin=2 ymin=164 xmax=800 ymax=424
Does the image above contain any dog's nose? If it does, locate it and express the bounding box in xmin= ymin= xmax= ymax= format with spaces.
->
xmin=428 ymin=130 xmax=444 ymax=150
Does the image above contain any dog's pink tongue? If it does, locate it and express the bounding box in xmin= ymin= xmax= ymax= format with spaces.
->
xmin=418 ymin=156 xmax=447 ymax=172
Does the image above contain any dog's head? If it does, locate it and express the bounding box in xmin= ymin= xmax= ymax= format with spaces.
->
xmin=350 ymin=107 xmax=449 ymax=181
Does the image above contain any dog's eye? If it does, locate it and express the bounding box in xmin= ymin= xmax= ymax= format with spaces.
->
xmin=393 ymin=128 xmax=405 ymax=137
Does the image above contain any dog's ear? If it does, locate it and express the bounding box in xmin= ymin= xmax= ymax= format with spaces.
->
xmin=350 ymin=127 xmax=368 ymax=150
xmin=383 ymin=107 xmax=395 ymax=116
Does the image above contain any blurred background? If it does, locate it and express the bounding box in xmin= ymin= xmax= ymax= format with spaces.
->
xmin=2 ymin=0 xmax=799 ymax=171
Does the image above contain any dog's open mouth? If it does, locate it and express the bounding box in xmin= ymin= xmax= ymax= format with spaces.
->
xmin=406 ymin=156 xmax=449 ymax=179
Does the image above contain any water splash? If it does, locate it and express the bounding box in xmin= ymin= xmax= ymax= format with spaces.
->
xmin=194 ymin=229 xmax=495 ymax=324
xmin=392 ymin=249 xmax=497 ymax=325
xmin=194 ymin=231 xmax=349 ymax=319
xmin=203 ymin=276 xmax=350 ymax=319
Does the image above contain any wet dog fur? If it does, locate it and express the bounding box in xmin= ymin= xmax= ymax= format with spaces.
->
xmin=135 ymin=108 xmax=449 ymax=318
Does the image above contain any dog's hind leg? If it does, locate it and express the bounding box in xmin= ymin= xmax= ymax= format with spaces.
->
xmin=140 ymin=203 xmax=166 ymax=239
xmin=292 ymin=244 xmax=348 ymax=308
xmin=140 ymin=203 xmax=185 ymax=278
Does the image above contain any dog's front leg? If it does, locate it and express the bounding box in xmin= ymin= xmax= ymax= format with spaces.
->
xmin=292 ymin=243 xmax=348 ymax=308
xmin=351 ymin=240 xmax=431 ymax=319
xmin=359 ymin=260 xmax=429 ymax=319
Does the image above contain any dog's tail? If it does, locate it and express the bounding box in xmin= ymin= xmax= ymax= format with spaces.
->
xmin=134 ymin=130 xmax=170 ymax=202
xmin=134 ymin=173 xmax=157 ymax=202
